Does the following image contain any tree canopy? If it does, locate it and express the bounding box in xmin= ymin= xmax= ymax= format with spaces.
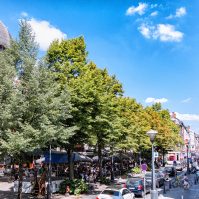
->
xmin=0 ymin=20 xmax=183 ymax=184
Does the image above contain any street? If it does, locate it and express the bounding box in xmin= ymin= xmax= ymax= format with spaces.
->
xmin=1 ymin=173 xmax=199 ymax=199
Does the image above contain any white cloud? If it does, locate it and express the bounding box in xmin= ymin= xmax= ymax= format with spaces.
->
xmin=150 ymin=11 xmax=158 ymax=17
xmin=21 ymin=12 xmax=28 ymax=17
xmin=181 ymin=98 xmax=191 ymax=103
xmin=176 ymin=7 xmax=187 ymax=17
xmin=145 ymin=97 xmax=168 ymax=104
xmin=167 ymin=7 xmax=187 ymax=19
xmin=175 ymin=112 xmax=199 ymax=121
xmin=28 ymin=18 xmax=66 ymax=51
xmin=126 ymin=3 xmax=148 ymax=16
xmin=139 ymin=23 xmax=152 ymax=38
xmin=151 ymin=4 xmax=158 ymax=9
xmin=156 ymin=24 xmax=183 ymax=42
xmin=138 ymin=23 xmax=183 ymax=42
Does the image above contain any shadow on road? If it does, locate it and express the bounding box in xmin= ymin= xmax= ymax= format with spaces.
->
xmin=0 ymin=191 xmax=39 ymax=199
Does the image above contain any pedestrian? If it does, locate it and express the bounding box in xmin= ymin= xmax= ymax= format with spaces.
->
xmin=38 ymin=171 xmax=46 ymax=196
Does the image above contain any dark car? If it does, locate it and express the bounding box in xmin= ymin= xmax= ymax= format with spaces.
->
xmin=175 ymin=162 xmax=183 ymax=171
xmin=165 ymin=165 xmax=177 ymax=177
xmin=145 ymin=172 xmax=165 ymax=188
xmin=126 ymin=178 xmax=151 ymax=197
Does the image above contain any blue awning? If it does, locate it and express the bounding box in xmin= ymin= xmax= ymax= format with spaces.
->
xmin=43 ymin=152 xmax=92 ymax=163
xmin=44 ymin=152 xmax=68 ymax=163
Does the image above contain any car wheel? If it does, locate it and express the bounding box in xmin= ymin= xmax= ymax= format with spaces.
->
xmin=140 ymin=191 xmax=144 ymax=197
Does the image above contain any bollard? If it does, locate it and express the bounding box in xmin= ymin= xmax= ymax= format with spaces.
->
xmin=169 ymin=180 xmax=172 ymax=189
xmin=163 ymin=181 xmax=166 ymax=194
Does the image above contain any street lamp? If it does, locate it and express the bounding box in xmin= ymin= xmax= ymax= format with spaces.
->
xmin=147 ymin=130 xmax=158 ymax=199
xmin=47 ymin=144 xmax=52 ymax=199
xmin=186 ymin=142 xmax=190 ymax=174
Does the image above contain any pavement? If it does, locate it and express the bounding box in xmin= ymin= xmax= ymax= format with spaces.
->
xmin=1 ymin=172 xmax=199 ymax=199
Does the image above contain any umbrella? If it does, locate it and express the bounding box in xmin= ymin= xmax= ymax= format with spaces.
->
xmin=43 ymin=151 xmax=92 ymax=163
xmin=73 ymin=152 xmax=92 ymax=162
xmin=92 ymin=156 xmax=110 ymax=162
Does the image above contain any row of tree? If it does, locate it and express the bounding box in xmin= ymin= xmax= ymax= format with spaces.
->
xmin=0 ymin=20 xmax=183 ymax=198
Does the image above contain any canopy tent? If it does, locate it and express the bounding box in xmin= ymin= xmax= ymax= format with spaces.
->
xmin=114 ymin=153 xmax=130 ymax=159
xmin=43 ymin=151 xmax=92 ymax=164
xmin=92 ymin=156 xmax=110 ymax=162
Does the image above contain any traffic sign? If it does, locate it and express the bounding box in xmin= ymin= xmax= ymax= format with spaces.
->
xmin=154 ymin=152 xmax=159 ymax=158
xmin=141 ymin=163 xmax=147 ymax=172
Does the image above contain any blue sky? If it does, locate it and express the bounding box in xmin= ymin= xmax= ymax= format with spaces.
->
xmin=1 ymin=0 xmax=199 ymax=132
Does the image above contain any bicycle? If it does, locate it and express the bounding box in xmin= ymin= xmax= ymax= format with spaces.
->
xmin=172 ymin=176 xmax=183 ymax=188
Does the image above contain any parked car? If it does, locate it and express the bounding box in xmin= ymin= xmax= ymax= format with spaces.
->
xmin=126 ymin=177 xmax=151 ymax=197
xmin=181 ymin=160 xmax=187 ymax=169
xmin=115 ymin=178 xmax=128 ymax=188
xmin=165 ymin=165 xmax=177 ymax=177
xmin=96 ymin=187 xmax=135 ymax=199
xmin=175 ymin=162 xmax=183 ymax=171
xmin=145 ymin=172 xmax=164 ymax=188
xmin=158 ymin=167 xmax=169 ymax=179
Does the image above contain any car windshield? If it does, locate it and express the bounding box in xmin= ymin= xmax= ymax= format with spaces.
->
xmin=127 ymin=179 xmax=140 ymax=186
xmin=101 ymin=190 xmax=120 ymax=196
xmin=145 ymin=173 xmax=152 ymax=178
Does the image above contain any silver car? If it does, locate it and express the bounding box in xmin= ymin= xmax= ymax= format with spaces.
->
xmin=96 ymin=187 xmax=135 ymax=199
xmin=175 ymin=162 xmax=183 ymax=171
xmin=145 ymin=171 xmax=164 ymax=188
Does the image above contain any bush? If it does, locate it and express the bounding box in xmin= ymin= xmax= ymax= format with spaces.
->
xmin=131 ymin=166 xmax=141 ymax=174
xmin=59 ymin=179 xmax=88 ymax=195
xmin=100 ymin=177 xmax=111 ymax=185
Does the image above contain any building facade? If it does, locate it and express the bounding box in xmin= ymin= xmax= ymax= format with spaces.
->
xmin=167 ymin=112 xmax=191 ymax=162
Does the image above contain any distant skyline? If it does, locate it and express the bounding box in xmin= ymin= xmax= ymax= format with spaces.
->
xmin=0 ymin=0 xmax=199 ymax=133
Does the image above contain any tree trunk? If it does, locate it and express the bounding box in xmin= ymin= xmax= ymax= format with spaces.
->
xmin=162 ymin=148 xmax=165 ymax=167
xmin=120 ymin=151 xmax=123 ymax=176
xmin=11 ymin=158 xmax=15 ymax=178
xmin=17 ymin=162 xmax=23 ymax=199
xmin=68 ymin=148 xmax=74 ymax=180
xmin=98 ymin=143 xmax=103 ymax=180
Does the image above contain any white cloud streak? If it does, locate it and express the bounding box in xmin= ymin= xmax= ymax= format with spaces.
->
xmin=145 ymin=97 xmax=168 ymax=104
xmin=138 ymin=23 xmax=183 ymax=42
xmin=151 ymin=4 xmax=158 ymax=9
xmin=181 ymin=98 xmax=191 ymax=103
xmin=21 ymin=12 xmax=28 ymax=17
xmin=150 ymin=11 xmax=158 ymax=17
xmin=167 ymin=7 xmax=187 ymax=19
xmin=176 ymin=7 xmax=187 ymax=17
xmin=126 ymin=3 xmax=148 ymax=16
xmin=28 ymin=18 xmax=66 ymax=51
xmin=176 ymin=112 xmax=199 ymax=121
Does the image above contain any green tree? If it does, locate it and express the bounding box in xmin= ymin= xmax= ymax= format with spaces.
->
xmin=46 ymin=38 xmax=123 ymax=178
xmin=0 ymin=20 xmax=75 ymax=199
xmin=144 ymin=104 xmax=182 ymax=164
xmin=46 ymin=37 xmax=91 ymax=179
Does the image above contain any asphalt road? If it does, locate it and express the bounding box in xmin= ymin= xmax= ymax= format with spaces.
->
xmin=0 ymin=170 xmax=196 ymax=199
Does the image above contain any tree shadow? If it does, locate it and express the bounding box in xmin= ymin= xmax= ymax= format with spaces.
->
xmin=0 ymin=191 xmax=38 ymax=199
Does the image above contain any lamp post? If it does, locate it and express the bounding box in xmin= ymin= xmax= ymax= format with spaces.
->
xmin=147 ymin=130 xmax=158 ymax=199
xmin=47 ymin=144 xmax=52 ymax=199
xmin=110 ymin=142 xmax=114 ymax=182
xmin=186 ymin=143 xmax=190 ymax=174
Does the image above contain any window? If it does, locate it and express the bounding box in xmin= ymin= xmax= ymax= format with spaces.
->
xmin=122 ymin=189 xmax=130 ymax=195
xmin=101 ymin=190 xmax=119 ymax=196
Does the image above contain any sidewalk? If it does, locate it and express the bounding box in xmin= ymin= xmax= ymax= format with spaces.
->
xmin=158 ymin=173 xmax=199 ymax=199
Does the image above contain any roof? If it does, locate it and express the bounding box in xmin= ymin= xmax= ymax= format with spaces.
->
xmin=0 ymin=21 xmax=10 ymax=48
